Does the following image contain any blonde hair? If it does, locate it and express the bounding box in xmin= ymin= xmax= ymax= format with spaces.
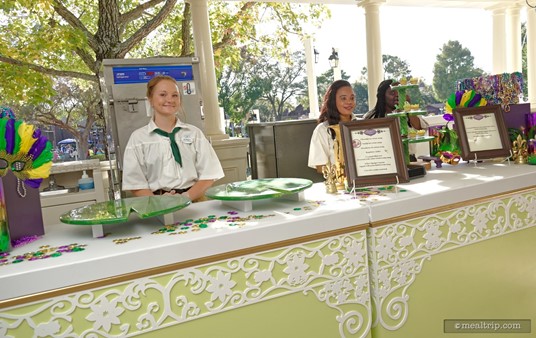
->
xmin=146 ymin=75 xmax=179 ymax=98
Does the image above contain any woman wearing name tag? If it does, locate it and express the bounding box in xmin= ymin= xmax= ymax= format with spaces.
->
xmin=122 ymin=75 xmax=224 ymax=201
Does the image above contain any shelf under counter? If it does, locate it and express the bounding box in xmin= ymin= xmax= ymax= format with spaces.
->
xmin=40 ymin=189 xmax=100 ymax=208
xmin=48 ymin=159 xmax=101 ymax=174
xmin=40 ymin=160 xmax=106 ymax=227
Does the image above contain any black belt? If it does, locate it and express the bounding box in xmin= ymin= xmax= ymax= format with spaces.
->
xmin=153 ymin=187 xmax=191 ymax=195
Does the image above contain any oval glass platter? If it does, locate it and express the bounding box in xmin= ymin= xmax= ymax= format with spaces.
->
xmin=404 ymin=135 xmax=435 ymax=144
xmin=60 ymin=195 xmax=191 ymax=225
xmin=205 ymin=178 xmax=313 ymax=201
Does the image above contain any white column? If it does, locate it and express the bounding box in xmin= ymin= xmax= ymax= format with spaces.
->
xmin=188 ymin=0 xmax=227 ymax=139
xmin=492 ymin=8 xmax=507 ymax=74
xmin=360 ymin=0 xmax=385 ymax=109
xmin=528 ymin=7 xmax=536 ymax=110
xmin=506 ymin=5 xmax=522 ymax=73
xmin=303 ymin=36 xmax=320 ymax=119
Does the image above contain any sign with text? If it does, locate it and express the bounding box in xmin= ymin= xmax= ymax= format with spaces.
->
xmin=340 ymin=117 xmax=408 ymax=188
xmin=453 ymin=105 xmax=511 ymax=161
xmin=112 ymin=65 xmax=194 ymax=84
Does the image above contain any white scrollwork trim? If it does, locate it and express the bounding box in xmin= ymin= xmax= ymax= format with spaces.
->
xmin=368 ymin=191 xmax=536 ymax=330
xmin=0 ymin=232 xmax=371 ymax=338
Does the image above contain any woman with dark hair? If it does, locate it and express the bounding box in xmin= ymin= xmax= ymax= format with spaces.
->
xmin=364 ymin=79 xmax=422 ymax=130
xmin=308 ymin=80 xmax=356 ymax=173
xmin=363 ymin=79 xmax=399 ymax=119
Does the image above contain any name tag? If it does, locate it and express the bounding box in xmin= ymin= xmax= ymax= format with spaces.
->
xmin=182 ymin=135 xmax=193 ymax=144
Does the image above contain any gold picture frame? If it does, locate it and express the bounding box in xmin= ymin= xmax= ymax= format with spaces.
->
xmin=339 ymin=117 xmax=409 ymax=187
xmin=453 ymin=105 xmax=511 ymax=160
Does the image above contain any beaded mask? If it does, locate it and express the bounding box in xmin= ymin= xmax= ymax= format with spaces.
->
xmin=0 ymin=106 xmax=53 ymax=192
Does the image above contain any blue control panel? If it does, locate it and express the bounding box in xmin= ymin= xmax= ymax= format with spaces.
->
xmin=112 ymin=65 xmax=193 ymax=84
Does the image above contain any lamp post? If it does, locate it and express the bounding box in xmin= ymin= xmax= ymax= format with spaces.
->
xmin=328 ymin=47 xmax=341 ymax=81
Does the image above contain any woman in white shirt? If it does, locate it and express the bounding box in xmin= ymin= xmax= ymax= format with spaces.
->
xmin=122 ymin=75 xmax=224 ymax=200
xmin=308 ymin=80 xmax=356 ymax=173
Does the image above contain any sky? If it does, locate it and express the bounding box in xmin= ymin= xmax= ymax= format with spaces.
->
xmin=308 ymin=4 xmax=527 ymax=84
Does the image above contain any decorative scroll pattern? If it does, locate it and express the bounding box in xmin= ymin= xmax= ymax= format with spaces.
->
xmin=368 ymin=190 xmax=536 ymax=330
xmin=0 ymin=232 xmax=371 ymax=338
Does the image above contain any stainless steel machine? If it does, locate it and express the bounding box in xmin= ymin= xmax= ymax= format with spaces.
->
xmin=246 ymin=119 xmax=324 ymax=183
xmin=101 ymin=57 xmax=205 ymax=169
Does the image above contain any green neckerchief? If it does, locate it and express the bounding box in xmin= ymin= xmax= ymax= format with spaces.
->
xmin=153 ymin=127 xmax=182 ymax=166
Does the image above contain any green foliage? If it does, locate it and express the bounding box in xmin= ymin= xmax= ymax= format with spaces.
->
xmin=0 ymin=64 xmax=56 ymax=105
xmin=315 ymin=68 xmax=351 ymax=102
xmin=89 ymin=154 xmax=106 ymax=161
xmin=129 ymin=2 xmax=329 ymax=79
xmin=2 ymin=0 xmax=180 ymax=108
xmin=383 ymin=55 xmax=411 ymax=80
xmin=219 ymin=49 xmax=342 ymax=124
xmin=432 ymin=40 xmax=483 ymax=102
xmin=1 ymin=0 xmax=328 ymax=112
xmin=352 ymin=81 xmax=369 ymax=116
xmin=256 ymin=51 xmax=308 ymax=122
xmin=404 ymin=82 xmax=440 ymax=108
xmin=1 ymin=0 xmax=329 ymax=148
xmin=360 ymin=54 xmax=413 ymax=84
xmin=416 ymin=83 xmax=441 ymax=106
xmin=128 ymin=2 xmax=188 ymax=58
xmin=218 ymin=49 xmax=270 ymax=124
xmin=1 ymin=1 xmax=68 ymax=103
xmin=435 ymin=126 xmax=460 ymax=157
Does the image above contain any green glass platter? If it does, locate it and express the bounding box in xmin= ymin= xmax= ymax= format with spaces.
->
xmin=404 ymin=136 xmax=435 ymax=144
xmin=387 ymin=110 xmax=428 ymax=117
xmin=59 ymin=195 xmax=191 ymax=225
xmin=406 ymin=110 xmax=428 ymax=116
xmin=205 ymin=178 xmax=313 ymax=201
xmin=390 ymin=83 xmax=418 ymax=90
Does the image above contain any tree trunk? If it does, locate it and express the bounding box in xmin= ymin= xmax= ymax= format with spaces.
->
xmin=181 ymin=3 xmax=192 ymax=56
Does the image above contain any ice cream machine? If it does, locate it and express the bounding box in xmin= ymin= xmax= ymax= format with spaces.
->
xmin=101 ymin=57 xmax=205 ymax=169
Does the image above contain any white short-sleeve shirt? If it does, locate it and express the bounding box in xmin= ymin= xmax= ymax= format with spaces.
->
xmin=308 ymin=117 xmax=361 ymax=169
xmin=308 ymin=121 xmax=335 ymax=169
xmin=122 ymin=119 xmax=224 ymax=192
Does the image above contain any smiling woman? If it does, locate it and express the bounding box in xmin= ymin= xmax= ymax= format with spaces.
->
xmin=121 ymin=75 xmax=224 ymax=201
xmin=308 ymin=79 xmax=356 ymax=179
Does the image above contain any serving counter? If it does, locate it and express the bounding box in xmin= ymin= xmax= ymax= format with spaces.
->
xmin=1 ymin=163 xmax=535 ymax=337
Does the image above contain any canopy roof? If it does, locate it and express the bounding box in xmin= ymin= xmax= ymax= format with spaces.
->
xmin=225 ymin=0 xmax=528 ymax=10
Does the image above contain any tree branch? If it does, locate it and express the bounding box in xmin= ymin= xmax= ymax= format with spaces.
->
xmin=212 ymin=2 xmax=256 ymax=52
xmin=74 ymin=47 xmax=99 ymax=74
xmin=271 ymin=8 xmax=301 ymax=36
xmin=116 ymin=0 xmax=177 ymax=58
xmin=52 ymin=0 xmax=98 ymax=50
xmin=121 ymin=0 xmax=166 ymax=23
xmin=0 ymin=55 xmax=98 ymax=82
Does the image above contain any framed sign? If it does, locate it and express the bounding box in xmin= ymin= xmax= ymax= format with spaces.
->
xmin=339 ymin=117 xmax=409 ymax=187
xmin=453 ymin=105 xmax=511 ymax=160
